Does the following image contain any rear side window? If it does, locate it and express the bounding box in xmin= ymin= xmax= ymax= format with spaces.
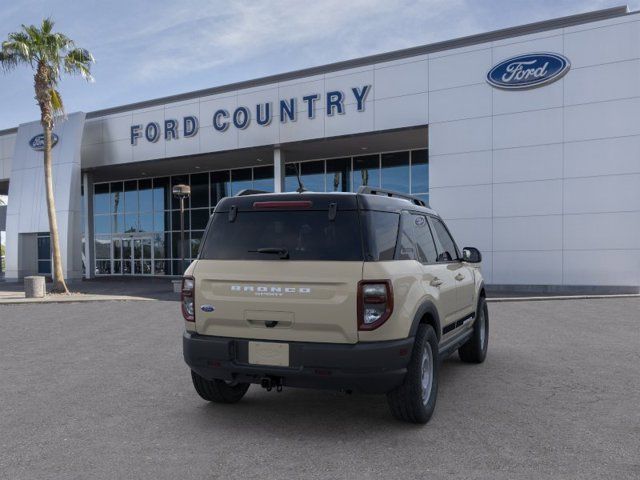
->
xmin=363 ymin=211 xmax=399 ymax=261
xmin=200 ymin=210 xmax=364 ymax=261
xmin=428 ymin=217 xmax=459 ymax=262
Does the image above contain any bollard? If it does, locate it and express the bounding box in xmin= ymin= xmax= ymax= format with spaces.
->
xmin=24 ymin=276 xmax=46 ymax=298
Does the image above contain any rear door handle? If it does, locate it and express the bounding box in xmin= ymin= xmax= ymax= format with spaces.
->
xmin=430 ymin=277 xmax=443 ymax=287
xmin=455 ymin=273 xmax=465 ymax=281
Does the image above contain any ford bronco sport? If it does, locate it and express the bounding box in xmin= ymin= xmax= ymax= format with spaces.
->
xmin=182 ymin=187 xmax=488 ymax=424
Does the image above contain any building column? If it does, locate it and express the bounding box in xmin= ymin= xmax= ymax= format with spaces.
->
xmin=82 ymin=172 xmax=94 ymax=279
xmin=273 ymin=147 xmax=285 ymax=193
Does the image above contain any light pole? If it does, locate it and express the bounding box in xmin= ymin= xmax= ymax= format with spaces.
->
xmin=172 ymin=184 xmax=191 ymax=274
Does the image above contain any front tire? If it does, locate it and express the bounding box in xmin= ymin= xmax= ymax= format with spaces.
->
xmin=458 ymin=296 xmax=489 ymax=363
xmin=191 ymin=370 xmax=250 ymax=403
xmin=386 ymin=324 xmax=439 ymax=424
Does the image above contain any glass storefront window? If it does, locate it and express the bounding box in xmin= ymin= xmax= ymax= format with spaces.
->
xmin=153 ymin=233 xmax=167 ymax=258
xmin=111 ymin=182 xmax=123 ymax=214
xmin=94 ymin=215 xmax=110 ymax=235
xmin=191 ymin=209 xmax=210 ymax=230
xmin=112 ymin=213 xmax=124 ymax=234
xmin=326 ymin=158 xmax=350 ymax=192
xmin=381 ymin=151 xmax=410 ymax=193
xmin=253 ymin=166 xmax=274 ymax=192
xmin=231 ymin=168 xmax=252 ymax=194
xmin=191 ymin=231 xmax=203 ymax=257
xmin=284 ymin=163 xmax=300 ymax=192
xmin=138 ymin=179 xmax=153 ymax=212
xmin=411 ymin=149 xmax=429 ymax=194
xmin=353 ymin=154 xmax=380 ymax=190
xmin=190 ymin=173 xmax=209 ymax=208
xmin=153 ymin=211 xmax=168 ymax=232
xmin=124 ymin=213 xmax=138 ymax=233
xmin=124 ymin=180 xmax=138 ymax=213
xmin=94 ymin=184 xmax=110 ymax=214
xmin=211 ymin=171 xmax=230 ymax=206
xmin=301 ymin=161 xmax=325 ymax=192
xmin=153 ymin=177 xmax=170 ymax=211
xmin=139 ymin=213 xmax=153 ymax=232
xmin=95 ymin=236 xmax=110 ymax=259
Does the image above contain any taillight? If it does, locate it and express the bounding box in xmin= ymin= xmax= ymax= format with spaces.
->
xmin=181 ymin=276 xmax=195 ymax=322
xmin=358 ymin=280 xmax=393 ymax=330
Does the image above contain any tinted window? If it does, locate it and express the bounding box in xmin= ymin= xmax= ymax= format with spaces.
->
xmin=364 ymin=211 xmax=399 ymax=261
xmin=429 ymin=217 xmax=459 ymax=262
xmin=397 ymin=213 xmax=417 ymax=261
xmin=201 ymin=210 xmax=363 ymax=261
xmin=412 ymin=214 xmax=438 ymax=263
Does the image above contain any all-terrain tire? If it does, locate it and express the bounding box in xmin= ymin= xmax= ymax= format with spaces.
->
xmin=386 ymin=324 xmax=439 ymax=424
xmin=191 ymin=370 xmax=250 ymax=403
xmin=458 ymin=296 xmax=489 ymax=364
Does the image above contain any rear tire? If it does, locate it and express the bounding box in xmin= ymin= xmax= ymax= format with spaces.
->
xmin=191 ymin=370 xmax=250 ymax=403
xmin=458 ymin=296 xmax=489 ymax=364
xmin=386 ymin=324 xmax=439 ymax=424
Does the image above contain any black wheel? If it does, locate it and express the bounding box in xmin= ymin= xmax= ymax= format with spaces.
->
xmin=458 ymin=296 xmax=489 ymax=363
xmin=191 ymin=370 xmax=250 ymax=403
xmin=386 ymin=324 xmax=439 ymax=424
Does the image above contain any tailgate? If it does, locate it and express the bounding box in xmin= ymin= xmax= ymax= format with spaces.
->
xmin=193 ymin=260 xmax=363 ymax=344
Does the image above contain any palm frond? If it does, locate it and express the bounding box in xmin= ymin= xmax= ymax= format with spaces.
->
xmin=64 ymin=47 xmax=94 ymax=81
xmin=49 ymin=88 xmax=64 ymax=117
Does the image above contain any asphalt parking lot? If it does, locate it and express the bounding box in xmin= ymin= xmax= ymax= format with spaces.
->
xmin=1 ymin=298 xmax=639 ymax=479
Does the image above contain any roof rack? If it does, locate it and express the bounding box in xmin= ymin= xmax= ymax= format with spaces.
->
xmin=357 ymin=186 xmax=428 ymax=207
xmin=234 ymin=189 xmax=269 ymax=197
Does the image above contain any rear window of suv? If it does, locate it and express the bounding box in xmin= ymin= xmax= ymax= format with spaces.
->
xmin=200 ymin=210 xmax=364 ymax=261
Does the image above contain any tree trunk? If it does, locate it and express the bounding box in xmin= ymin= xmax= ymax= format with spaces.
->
xmin=43 ymin=123 xmax=69 ymax=294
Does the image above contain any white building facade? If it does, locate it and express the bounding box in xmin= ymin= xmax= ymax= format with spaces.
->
xmin=0 ymin=6 xmax=639 ymax=292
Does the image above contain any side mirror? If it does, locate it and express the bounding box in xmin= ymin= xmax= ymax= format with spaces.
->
xmin=462 ymin=247 xmax=482 ymax=263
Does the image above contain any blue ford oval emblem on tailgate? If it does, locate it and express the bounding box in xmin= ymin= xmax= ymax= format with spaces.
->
xmin=200 ymin=305 xmax=215 ymax=312
xmin=487 ymin=53 xmax=570 ymax=90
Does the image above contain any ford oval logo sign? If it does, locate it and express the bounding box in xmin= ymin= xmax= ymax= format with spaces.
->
xmin=29 ymin=133 xmax=59 ymax=151
xmin=487 ymin=53 xmax=570 ymax=90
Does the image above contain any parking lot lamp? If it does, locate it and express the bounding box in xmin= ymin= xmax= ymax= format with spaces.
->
xmin=172 ymin=184 xmax=191 ymax=274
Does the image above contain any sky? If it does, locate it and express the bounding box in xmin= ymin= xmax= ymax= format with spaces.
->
xmin=0 ymin=0 xmax=638 ymax=131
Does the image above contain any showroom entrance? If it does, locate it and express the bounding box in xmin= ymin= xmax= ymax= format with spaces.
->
xmin=112 ymin=234 xmax=154 ymax=275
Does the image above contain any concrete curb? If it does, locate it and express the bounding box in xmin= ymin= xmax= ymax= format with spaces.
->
xmin=0 ymin=295 xmax=158 ymax=305
xmin=487 ymin=294 xmax=640 ymax=303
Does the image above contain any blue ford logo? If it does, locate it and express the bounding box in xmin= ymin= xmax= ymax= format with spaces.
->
xmin=487 ymin=53 xmax=570 ymax=90
xmin=29 ymin=133 xmax=59 ymax=151
xmin=200 ymin=305 xmax=215 ymax=312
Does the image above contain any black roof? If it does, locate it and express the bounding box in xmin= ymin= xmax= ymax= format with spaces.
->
xmin=215 ymin=191 xmax=437 ymax=215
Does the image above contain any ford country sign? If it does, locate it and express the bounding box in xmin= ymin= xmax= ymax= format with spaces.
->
xmin=29 ymin=133 xmax=59 ymax=151
xmin=487 ymin=53 xmax=570 ymax=90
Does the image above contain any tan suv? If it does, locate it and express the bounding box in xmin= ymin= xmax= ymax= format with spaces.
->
xmin=182 ymin=187 xmax=488 ymax=424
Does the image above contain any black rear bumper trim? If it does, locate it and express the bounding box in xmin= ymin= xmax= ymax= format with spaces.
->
xmin=183 ymin=332 xmax=414 ymax=394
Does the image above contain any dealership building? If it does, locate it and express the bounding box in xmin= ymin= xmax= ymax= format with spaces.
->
xmin=0 ymin=6 xmax=639 ymax=292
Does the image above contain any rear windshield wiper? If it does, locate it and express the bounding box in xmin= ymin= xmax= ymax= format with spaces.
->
xmin=248 ymin=247 xmax=290 ymax=259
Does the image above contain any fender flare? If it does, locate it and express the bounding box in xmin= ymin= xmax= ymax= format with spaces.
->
xmin=409 ymin=300 xmax=442 ymax=341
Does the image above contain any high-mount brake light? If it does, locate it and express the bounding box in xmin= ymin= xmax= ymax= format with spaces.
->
xmin=253 ymin=200 xmax=313 ymax=209
xmin=357 ymin=280 xmax=393 ymax=331
xmin=181 ymin=276 xmax=195 ymax=322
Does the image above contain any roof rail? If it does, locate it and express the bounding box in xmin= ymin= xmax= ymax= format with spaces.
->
xmin=357 ymin=186 xmax=428 ymax=207
xmin=234 ymin=189 xmax=269 ymax=197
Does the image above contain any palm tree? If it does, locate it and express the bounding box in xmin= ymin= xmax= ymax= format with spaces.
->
xmin=0 ymin=18 xmax=93 ymax=293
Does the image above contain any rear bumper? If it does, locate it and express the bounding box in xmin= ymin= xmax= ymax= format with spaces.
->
xmin=183 ymin=332 xmax=414 ymax=394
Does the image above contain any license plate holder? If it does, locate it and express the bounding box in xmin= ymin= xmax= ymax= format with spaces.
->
xmin=248 ymin=341 xmax=290 ymax=367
